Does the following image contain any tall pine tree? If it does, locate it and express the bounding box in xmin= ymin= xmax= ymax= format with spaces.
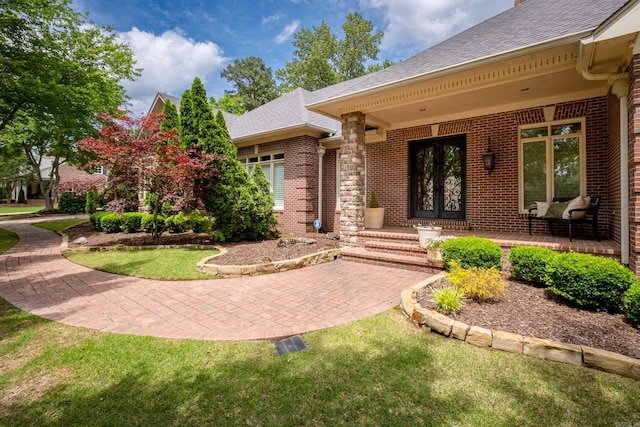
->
xmin=178 ymin=89 xmax=198 ymax=149
xmin=160 ymin=100 xmax=179 ymax=132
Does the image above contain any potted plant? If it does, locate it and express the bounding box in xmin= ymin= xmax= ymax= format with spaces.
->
xmin=364 ymin=191 xmax=385 ymax=229
xmin=423 ymin=235 xmax=455 ymax=265
xmin=414 ymin=223 xmax=443 ymax=247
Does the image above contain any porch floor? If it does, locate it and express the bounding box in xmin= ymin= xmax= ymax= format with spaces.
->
xmin=366 ymin=227 xmax=620 ymax=256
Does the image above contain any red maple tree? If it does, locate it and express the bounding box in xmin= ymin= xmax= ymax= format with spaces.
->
xmin=78 ymin=112 xmax=222 ymax=243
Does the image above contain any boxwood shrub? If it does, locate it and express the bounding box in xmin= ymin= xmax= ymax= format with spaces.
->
xmin=623 ymin=282 xmax=640 ymax=326
xmin=121 ymin=212 xmax=143 ymax=233
xmin=58 ymin=192 xmax=86 ymax=214
xmin=141 ymin=214 xmax=165 ymax=233
xmin=547 ymin=252 xmax=636 ymax=312
xmin=441 ymin=236 xmax=503 ymax=270
xmin=165 ymin=215 xmax=186 ymax=233
xmin=192 ymin=216 xmax=210 ymax=234
xmin=508 ymin=246 xmax=558 ymax=286
xmin=89 ymin=211 xmax=111 ymax=231
xmin=100 ymin=213 xmax=123 ymax=234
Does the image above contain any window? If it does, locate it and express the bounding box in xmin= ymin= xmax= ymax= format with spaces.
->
xmin=519 ymin=119 xmax=585 ymax=212
xmin=240 ymin=153 xmax=284 ymax=210
xmin=93 ymin=165 xmax=106 ymax=175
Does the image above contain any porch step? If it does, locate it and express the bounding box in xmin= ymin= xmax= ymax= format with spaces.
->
xmin=341 ymin=246 xmax=442 ymax=273
xmin=358 ymin=229 xmax=419 ymax=246
xmin=364 ymin=240 xmax=428 ymax=257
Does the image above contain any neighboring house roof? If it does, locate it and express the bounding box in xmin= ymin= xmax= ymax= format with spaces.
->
xmin=310 ymin=0 xmax=630 ymax=106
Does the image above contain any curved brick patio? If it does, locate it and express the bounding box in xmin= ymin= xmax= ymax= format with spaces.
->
xmin=0 ymin=217 xmax=427 ymax=341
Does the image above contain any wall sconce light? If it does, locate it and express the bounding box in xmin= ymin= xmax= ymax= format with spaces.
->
xmin=483 ymin=136 xmax=496 ymax=174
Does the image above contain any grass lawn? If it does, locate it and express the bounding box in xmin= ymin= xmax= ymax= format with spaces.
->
xmin=0 ymin=228 xmax=18 ymax=254
xmin=33 ymin=219 xmax=87 ymax=233
xmin=0 ymin=300 xmax=638 ymax=426
xmin=0 ymin=205 xmax=43 ymax=214
xmin=64 ymin=248 xmax=218 ymax=280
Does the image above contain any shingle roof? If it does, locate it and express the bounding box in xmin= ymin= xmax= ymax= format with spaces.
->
xmin=311 ymin=0 xmax=630 ymax=104
xmin=229 ymin=88 xmax=339 ymax=139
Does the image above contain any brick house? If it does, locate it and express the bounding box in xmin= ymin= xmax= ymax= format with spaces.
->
xmin=150 ymin=0 xmax=640 ymax=273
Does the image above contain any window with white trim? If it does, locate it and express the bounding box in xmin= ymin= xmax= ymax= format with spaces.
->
xmin=241 ymin=153 xmax=284 ymax=210
xmin=518 ymin=119 xmax=586 ymax=212
xmin=93 ymin=165 xmax=106 ymax=175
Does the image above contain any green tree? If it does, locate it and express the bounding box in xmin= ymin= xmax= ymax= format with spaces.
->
xmin=160 ymin=100 xmax=179 ymax=132
xmin=0 ymin=0 xmax=138 ymax=210
xmin=220 ymin=57 xmax=279 ymax=111
xmin=178 ymin=89 xmax=197 ymax=149
xmin=209 ymin=94 xmax=246 ymax=115
xmin=276 ymin=12 xmax=387 ymax=92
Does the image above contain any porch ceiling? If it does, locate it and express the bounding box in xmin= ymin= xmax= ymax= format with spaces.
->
xmin=310 ymin=37 xmax=635 ymax=134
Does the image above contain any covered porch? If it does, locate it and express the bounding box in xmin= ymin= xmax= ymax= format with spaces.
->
xmin=341 ymin=226 xmax=619 ymax=273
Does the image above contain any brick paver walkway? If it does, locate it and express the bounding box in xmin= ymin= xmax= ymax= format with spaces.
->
xmin=0 ymin=218 xmax=428 ymax=341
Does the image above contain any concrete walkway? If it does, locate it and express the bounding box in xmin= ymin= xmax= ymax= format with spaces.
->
xmin=0 ymin=217 xmax=428 ymax=341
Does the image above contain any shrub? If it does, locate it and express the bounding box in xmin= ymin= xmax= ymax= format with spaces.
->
xmin=17 ymin=188 xmax=26 ymax=203
xmin=508 ymin=246 xmax=558 ymax=285
xmin=441 ymin=236 xmax=503 ymax=270
xmin=192 ymin=215 xmax=211 ymax=234
xmin=547 ymin=252 xmax=636 ymax=312
xmin=142 ymin=214 xmax=165 ymax=234
xmin=58 ymin=192 xmax=87 ymax=214
xmin=447 ymin=261 xmax=508 ymax=302
xmin=121 ymin=212 xmax=143 ymax=233
xmin=100 ymin=213 xmax=123 ymax=233
xmin=430 ymin=284 xmax=466 ymax=315
xmin=85 ymin=190 xmax=99 ymax=214
xmin=165 ymin=214 xmax=186 ymax=233
xmin=624 ymin=282 xmax=640 ymax=326
xmin=89 ymin=211 xmax=110 ymax=231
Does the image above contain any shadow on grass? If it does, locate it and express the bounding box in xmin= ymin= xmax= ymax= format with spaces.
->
xmin=1 ymin=311 xmax=639 ymax=426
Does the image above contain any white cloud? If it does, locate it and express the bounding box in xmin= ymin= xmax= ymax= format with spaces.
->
xmin=360 ymin=0 xmax=513 ymax=56
xmin=275 ymin=20 xmax=300 ymax=44
xmin=262 ymin=14 xmax=281 ymax=26
xmin=117 ymin=27 xmax=227 ymax=115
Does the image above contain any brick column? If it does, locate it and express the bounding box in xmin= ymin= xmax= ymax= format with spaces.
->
xmin=340 ymin=112 xmax=366 ymax=245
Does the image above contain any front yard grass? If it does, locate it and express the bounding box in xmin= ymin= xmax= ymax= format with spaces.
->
xmin=0 ymin=205 xmax=44 ymax=214
xmin=0 ymin=299 xmax=639 ymax=426
xmin=0 ymin=228 xmax=18 ymax=254
xmin=64 ymin=248 xmax=217 ymax=280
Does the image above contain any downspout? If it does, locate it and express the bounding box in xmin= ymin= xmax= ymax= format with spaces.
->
xmin=613 ymin=78 xmax=630 ymax=266
xmin=317 ymin=145 xmax=326 ymax=228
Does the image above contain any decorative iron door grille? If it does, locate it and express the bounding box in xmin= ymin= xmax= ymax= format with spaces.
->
xmin=409 ymin=135 xmax=466 ymax=220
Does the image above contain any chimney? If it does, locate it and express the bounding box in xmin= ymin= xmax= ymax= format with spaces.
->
xmin=514 ymin=0 xmax=527 ymax=4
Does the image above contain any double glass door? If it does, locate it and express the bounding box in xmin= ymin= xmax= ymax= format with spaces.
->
xmin=409 ymin=135 xmax=466 ymax=219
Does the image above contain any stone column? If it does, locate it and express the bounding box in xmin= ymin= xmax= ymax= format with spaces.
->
xmin=340 ymin=112 xmax=366 ymax=245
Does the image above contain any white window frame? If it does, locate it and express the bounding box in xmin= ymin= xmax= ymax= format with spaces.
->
xmin=93 ymin=165 xmax=106 ymax=175
xmin=240 ymin=152 xmax=284 ymax=210
xmin=518 ymin=118 xmax=586 ymax=213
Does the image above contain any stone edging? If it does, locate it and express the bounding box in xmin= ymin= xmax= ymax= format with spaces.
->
xmin=60 ymin=232 xmax=219 ymax=253
xmin=196 ymin=249 xmax=342 ymax=278
xmin=401 ymin=272 xmax=640 ymax=381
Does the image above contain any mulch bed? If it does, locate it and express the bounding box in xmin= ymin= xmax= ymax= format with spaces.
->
xmin=64 ymin=222 xmax=341 ymax=266
xmin=416 ymin=278 xmax=640 ymax=360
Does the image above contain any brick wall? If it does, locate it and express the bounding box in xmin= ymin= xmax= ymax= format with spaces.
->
xmin=607 ymin=92 xmax=621 ymax=246
xmin=282 ymin=136 xmax=319 ymax=234
xmin=322 ymin=148 xmax=341 ymax=233
xmin=367 ymin=96 xmax=610 ymax=235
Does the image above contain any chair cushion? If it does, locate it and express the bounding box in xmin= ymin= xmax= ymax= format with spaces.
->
xmin=535 ymin=201 xmax=549 ymax=217
xmin=563 ymin=196 xmax=590 ymax=219
xmin=544 ymin=201 xmax=569 ymax=219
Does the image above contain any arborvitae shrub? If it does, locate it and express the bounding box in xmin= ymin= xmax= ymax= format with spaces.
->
xmin=441 ymin=236 xmax=503 ymax=270
xmin=17 ymin=188 xmax=26 ymax=203
xmin=624 ymin=282 xmax=640 ymax=326
xmin=100 ymin=213 xmax=123 ymax=233
xmin=89 ymin=211 xmax=110 ymax=231
xmin=121 ymin=212 xmax=143 ymax=233
xmin=508 ymin=246 xmax=558 ymax=286
xmin=85 ymin=190 xmax=99 ymax=214
xmin=58 ymin=192 xmax=86 ymax=214
xmin=547 ymin=252 xmax=636 ymax=312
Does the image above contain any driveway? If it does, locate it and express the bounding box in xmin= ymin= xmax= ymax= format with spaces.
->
xmin=0 ymin=217 xmax=428 ymax=340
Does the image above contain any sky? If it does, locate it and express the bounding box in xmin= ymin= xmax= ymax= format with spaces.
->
xmin=74 ymin=0 xmax=514 ymax=115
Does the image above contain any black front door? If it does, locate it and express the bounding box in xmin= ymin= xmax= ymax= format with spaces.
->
xmin=409 ymin=135 xmax=466 ymax=219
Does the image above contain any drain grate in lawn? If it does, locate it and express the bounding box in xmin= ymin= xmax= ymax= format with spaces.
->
xmin=274 ymin=334 xmax=307 ymax=355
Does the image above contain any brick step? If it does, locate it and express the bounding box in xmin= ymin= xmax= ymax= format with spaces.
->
xmin=364 ymin=240 xmax=428 ymax=257
xmin=341 ymin=246 xmax=443 ymax=273
xmin=358 ymin=230 xmax=419 ymax=245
